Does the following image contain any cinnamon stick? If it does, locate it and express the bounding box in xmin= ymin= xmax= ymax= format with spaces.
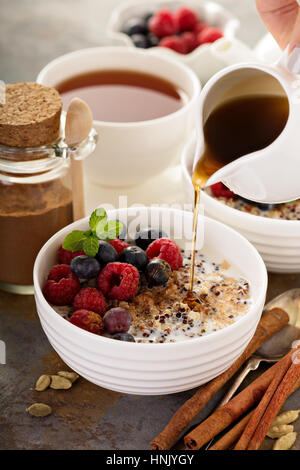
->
xmin=151 ymin=308 xmax=289 ymax=450
xmin=184 ymin=364 xmax=276 ymax=449
xmin=234 ymin=351 xmax=293 ymax=450
xmin=247 ymin=347 xmax=300 ymax=450
xmin=208 ymin=374 xmax=300 ymax=451
xmin=209 ymin=412 xmax=253 ymax=450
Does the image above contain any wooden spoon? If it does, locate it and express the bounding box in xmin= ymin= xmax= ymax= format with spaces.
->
xmin=65 ymin=97 xmax=93 ymax=221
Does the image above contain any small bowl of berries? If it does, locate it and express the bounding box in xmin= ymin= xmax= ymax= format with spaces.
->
xmin=108 ymin=0 xmax=242 ymax=84
xmin=34 ymin=206 xmax=267 ymax=395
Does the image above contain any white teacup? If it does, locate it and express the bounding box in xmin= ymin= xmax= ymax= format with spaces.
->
xmin=37 ymin=47 xmax=200 ymax=187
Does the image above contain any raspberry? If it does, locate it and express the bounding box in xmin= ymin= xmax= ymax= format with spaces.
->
xmin=193 ymin=21 xmax=209 ymax=35
xmin=181 ymin=32 xmax=198 ymax=53
xmin=108 ymin=238 xmax=130 ymax=255
xmin=149 ymin=8 xmax=178 ymax=38
xmin=198 ymin=27 xmax=223 ymax=45
xmin=47 ymin=264 xmax=72 ymax=282
xmin=70 ymin=309 xmax=104 ymax=335
xmin=58 ymin=245 xmax=85 ymax=265
xmin=211 ymin=182 xmax=236 ymax=199
xmin=73 ymin=287 xmax=107 ymax=316
xmin=146 ymin=238 xmax=182 ymax=271
xmin=43 ymin=264 xmax=80 ymax=305
xmin=97 ymin=262 xmax=139 ymax=300
xmin=159 ymin=36 xmax=187 ymax=54
xmin=174 ymin=6 xmax=198 ymax=31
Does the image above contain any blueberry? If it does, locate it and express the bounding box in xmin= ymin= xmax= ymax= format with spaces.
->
xmin=135 ymin=227 xmax=168 ymax=250
xmin=70 ymin=255 xmax=101 ymax=279
xmin=120 ymin=246 xmax=148 ymax=271
xmin=144 ymin=12 xmax=154 ymax=24
xmin=131 ymin=33 xmax=149 ymax=48
xmin=103 ymin=307 xmax=132 ymax=334
xmin=96 ymin=241 xmax=118 ymax=265
xmin=112 ymin=332 xmax=135 ymax=342
xmin=240 ymin=197 xmax=277 ymax=211
xmin=256 ymin=202 xmax=278 ymax=211
xmin=122 ymin=17 xmax=148 ymax=36
xmin=147 ymin=33 xmax=159 ymax=47
xmin=145 ymin=259 xmax=171 ymax=287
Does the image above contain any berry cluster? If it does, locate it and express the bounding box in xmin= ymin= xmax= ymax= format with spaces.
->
xmin=210 ymin=183 xmax=277 ymax=211
xmin=43 ymin=216 xmax=183 ymax=342
xmin=210 ymin=182 xmax=236 ymax=199
xmin=122 ymin=6 xmax=223 ymax=54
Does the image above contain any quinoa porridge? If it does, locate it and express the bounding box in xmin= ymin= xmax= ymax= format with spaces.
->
xmin=119 ymin=252 xmax=251 ymax=343
xmin=206 ymin=187 xmax=300 ymax=221
xmin=65 ymin=250 xmax=251 ymax=344
xmin=46 ymin=209 xmax=252 ymax=344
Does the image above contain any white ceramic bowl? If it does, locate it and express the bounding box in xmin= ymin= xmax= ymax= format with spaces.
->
xmin=107 ymin=0 xmax=256 ymax=85
xmin=182 ymin=137 xmax=300 ymax=273
xmin=34 ymin=207 xmax=267 ymax=395
xmin=37 ymin=47 xmax=200 ymax=188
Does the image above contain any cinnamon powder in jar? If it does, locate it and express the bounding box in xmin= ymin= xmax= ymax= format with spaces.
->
xmin=0 ymin=82 xmax=73 ymax=290
xmin=0 ymin=179 xmax=73 ymax=286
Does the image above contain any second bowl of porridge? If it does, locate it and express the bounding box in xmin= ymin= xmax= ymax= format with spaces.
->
xmin=34 ymin=206 xmax=267 ymax=395
xmin=182 ymin=136 xmax=300 ymax=273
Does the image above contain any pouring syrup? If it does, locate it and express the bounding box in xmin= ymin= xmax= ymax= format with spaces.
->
xmin=189 ymin=93 xmax=289 ymax=291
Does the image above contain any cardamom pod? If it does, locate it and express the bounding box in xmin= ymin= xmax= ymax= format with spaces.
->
xmin=35 ymin=374 xmax=51 ymax=392
xmin=273 ymin=432 xmax=297 ymax=450
xmin=267 ymin=424 xmax=294 ymax=439
xmin=50 ymin=375 xmax=72 ymax=390
xmin=272 ymin=410 xmax=300 ymax=426
xmin=26 ymin=403 xmax=52 ymax=417
xmin=57 ymin=371 xmax=79 ymax=383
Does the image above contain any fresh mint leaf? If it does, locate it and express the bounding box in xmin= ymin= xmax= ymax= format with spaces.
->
xmin=97 ymin=220 xmax=123 ymax=241
xmin=83 ymin=230 xmax=93 ymax=237
xmin=105 ymin=220 xmax=123 ymax=240
xmin=95 ymin=218 xmax=108 ymax=238
xmin=83 ymin=235 xmax=99 ymax=257
xmin=62 ymin=230 xmax=88 ymax=252
xmin=89 ymin=208 xmax=107 ymax=230
xmin=62 ymin=208 xmax=121 ymax=256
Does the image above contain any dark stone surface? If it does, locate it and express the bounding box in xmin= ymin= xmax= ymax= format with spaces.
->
xmin=0 ymin=0 xmax=299 ymax=451
xmin=1 ymin=273 xmax=299 ymax=450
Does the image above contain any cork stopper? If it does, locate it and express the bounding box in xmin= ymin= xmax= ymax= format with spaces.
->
xmin=0 ymin=82 xmax=62 ymax=147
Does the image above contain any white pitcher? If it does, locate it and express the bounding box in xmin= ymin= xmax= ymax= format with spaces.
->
xmin=193 ymin=46 xmax=300 ymax=203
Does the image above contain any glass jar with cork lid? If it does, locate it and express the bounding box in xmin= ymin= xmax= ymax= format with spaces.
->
xmin=0 ymin=82 xmax=97 ymax=294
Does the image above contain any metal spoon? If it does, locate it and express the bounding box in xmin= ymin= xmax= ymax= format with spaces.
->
xmin=205 ymin=288 xmax=300 ymax=449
